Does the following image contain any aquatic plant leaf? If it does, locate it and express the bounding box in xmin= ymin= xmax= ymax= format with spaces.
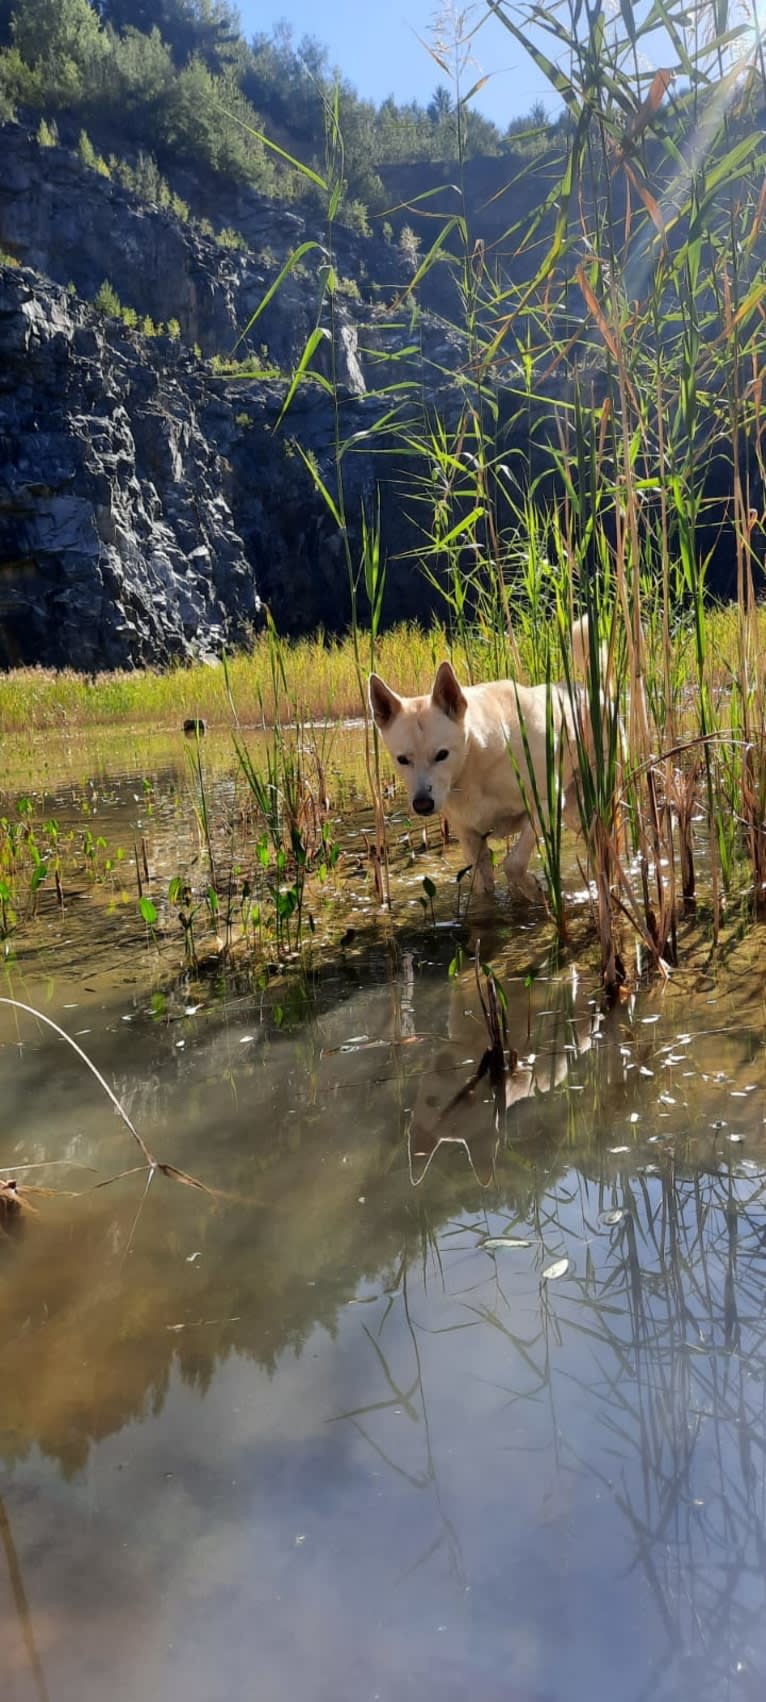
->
xmin=31 ymin=860 xmax=48 ymax=892
xmin=542 ymin=1258 xmax=570 ymax=1281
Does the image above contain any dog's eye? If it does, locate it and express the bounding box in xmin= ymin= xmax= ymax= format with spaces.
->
xmin=434 ymin=749 xmax=449 ymax=763
xmin=397 ymin=755 xmax=411 ymax=767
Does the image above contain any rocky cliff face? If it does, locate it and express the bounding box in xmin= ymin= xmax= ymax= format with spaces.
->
xmin=0 ymin=120 xmax=471 ymax=668
xmin=0 ymin=261 xmax=443 ymax=668
xmin=2 ymin=117 xmax=762 ymax=672
xmin=0 ymin=266 xmax=261 ymax=668
xmin=0 ymin=118 xmax=397 ymax=371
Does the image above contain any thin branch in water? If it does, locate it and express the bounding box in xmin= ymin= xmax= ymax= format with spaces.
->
xmin=0 ymin=996 xmax=153 ymax=1164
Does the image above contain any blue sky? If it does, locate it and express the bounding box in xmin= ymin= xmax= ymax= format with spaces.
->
xmin=237 ymin=2 xmax=556 ymax=126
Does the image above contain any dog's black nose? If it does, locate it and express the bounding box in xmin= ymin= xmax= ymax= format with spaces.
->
xmin=413 ymin=795 xmax=435 ymax=815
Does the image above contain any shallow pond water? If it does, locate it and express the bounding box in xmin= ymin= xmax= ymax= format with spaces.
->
xmin=2 ymin=736 xmax=766 ymax=1702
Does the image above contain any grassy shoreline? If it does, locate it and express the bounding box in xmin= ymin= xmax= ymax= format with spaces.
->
xmin=0 ymin=625 xmax=439 ymax=734
xmin=0 ymin=611 xmax=757 ymax=736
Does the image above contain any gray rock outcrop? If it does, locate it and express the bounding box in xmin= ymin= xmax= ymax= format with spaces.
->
xmin=0 ymin=118 xmax=390 ymax=371
xmin=4 ymin=110 xmax=762 ymax=673
xmin=0 ymin=267 xmax=259 ymax=669
xmin=0 ymin=116 xmax=474 ymax=669
xmin=0 ymin=264 xmax=441 ymax=668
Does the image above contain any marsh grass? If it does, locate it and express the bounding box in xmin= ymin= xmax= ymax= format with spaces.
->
xmin=1 ymin=609 xmax=763 ymax=735
xmin=0 ymin=625 xmax=443 ymax=734
xmin=342 ymin=0 xmax=765 ymax=989
xmin=240 ymin=3 xmax=766 ymax=997
xmin=329 ymin=0 xmax=766 ymax=992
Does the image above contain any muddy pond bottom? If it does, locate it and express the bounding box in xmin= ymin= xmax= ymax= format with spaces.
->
xmin=2 ymin=923 xmax=766 ymax=1702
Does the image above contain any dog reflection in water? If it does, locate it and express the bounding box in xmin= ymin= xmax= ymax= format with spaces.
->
xmin=407 ymin=968 xmax=601 ymax=1187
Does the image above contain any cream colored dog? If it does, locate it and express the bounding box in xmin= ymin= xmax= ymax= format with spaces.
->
xmin=369 ymin=649 xmax=589 ymax=898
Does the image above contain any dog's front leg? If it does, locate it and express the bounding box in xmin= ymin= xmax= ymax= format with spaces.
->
xmin=562 ymin=786 xmax=583 ymax=838
xmin=458 ymin=829 xmax=495 ymax=896
xmin=503 ymin=819 xmax=541 ymax=900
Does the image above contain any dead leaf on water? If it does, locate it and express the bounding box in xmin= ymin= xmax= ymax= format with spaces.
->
xmin=542 ymin=1258 xmax=570 ymax=1281
xmin=601 ymin=1210 xmax=625 ymax=1226
xmin=166 ymin=1316 xmax=240 ymax=1332
xmin=321 ymin=1036 xmax=422 ymax=1056
xmin=482 ymin=1235 xmax=533 ymax=1251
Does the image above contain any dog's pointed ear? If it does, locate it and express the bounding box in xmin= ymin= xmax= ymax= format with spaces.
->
xmin=432 ymin=660 xmax=467 ymax=721
xmin=369 ymin=673 xmax=402 ymax=729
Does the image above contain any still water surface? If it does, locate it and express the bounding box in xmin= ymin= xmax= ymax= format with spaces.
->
xmin=2 ymin=740 xmax=766 ymax=1702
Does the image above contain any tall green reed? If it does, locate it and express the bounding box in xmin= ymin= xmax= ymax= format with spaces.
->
xmin=395 ymin=0 xmax=766 ymax=980
xmin=224 ymin=625 xmax=340 ymax=956
xmin=231 ymin=0 xmax=766 ymax=983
